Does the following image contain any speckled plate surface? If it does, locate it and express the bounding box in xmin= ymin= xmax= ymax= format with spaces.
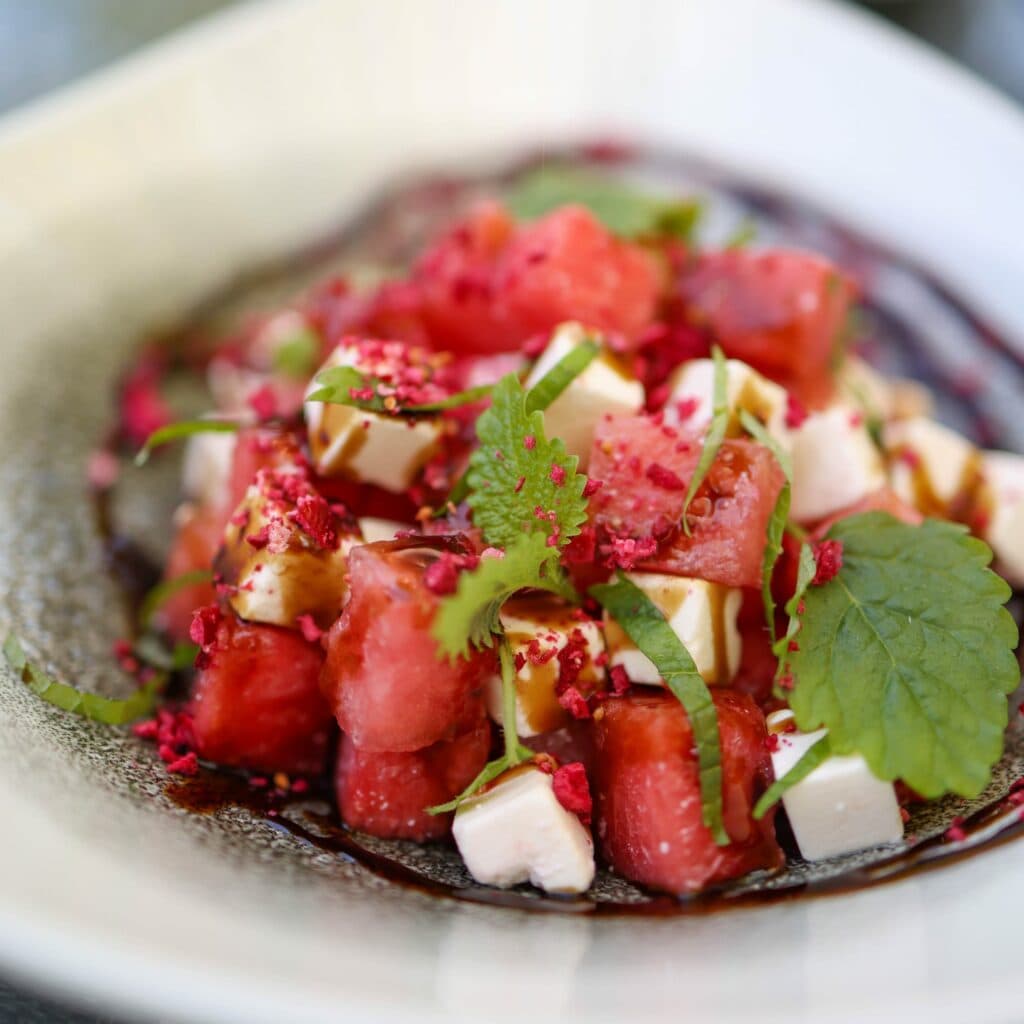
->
xmin=0 ymin=2 xmax=1023 ymax=1023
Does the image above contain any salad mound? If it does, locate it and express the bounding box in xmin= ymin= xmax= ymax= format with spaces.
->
xmin=13 ymin=169 xmax=1023 ymax=900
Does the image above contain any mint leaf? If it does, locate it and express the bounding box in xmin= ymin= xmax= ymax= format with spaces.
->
xmin=135 ymin=419 xmax=240 ymax=466
xmin=753 ymin=733 xmax=832 ymax=819
xmin=724 ymin=220 xmax=757 ymax=249
xmin=524 ymin=337 xmax=600 ymax=414
xmin=774 ymin=541 xmax=816 ymax=684
xmin=590 ymin=572 xmax=729 ymax=846
xmin=272 ymin=327 xmax=321 ymax=379
xmin=3 ymin=634 xmax=163 ymax=725
xmin=788 ymin=512 xmax=1019 ymax=799
xmin=466 ymin=374 xmax=588 ymax=550
xmin=507 ymin=166 xmax=703 ymax=241
xmin=432 ymin=534 xmax=575 ymax=660
xmin=138 ymin=569 xmax=213 ymax=631
xmin=309 ymin=365 xmax=491 ymax=414
xmin=681 ymin=345 xmax=728 ymax=536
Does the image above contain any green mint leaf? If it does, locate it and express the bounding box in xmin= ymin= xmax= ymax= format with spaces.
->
xmin=738 ymin=408 xmax=793 ymax=644
xmin=3 ymin=633 xmax=164 ymax=725
xmin=271 ymin=327 xmax=321 ymax=379
xmin=426 ymin=640 xmax=534 ymax=814
xmin=590 ymin=572 xmax=729 ymax=846
xmin=432 ymin=533 xmax=575 ymax=660
xmin=310 ymin=365 xmax=492 ymax=414
xmin=724 ymin=220 xmax=758 ymax=249
xmin=132 ymin=633 xmax=198 ymax=673
xmin=788 ymin=512 xmax=1019 ymax=799
xmin=507 ymin=165 xmax=703 ymax=241
xmin=137 ymin=569 xmax=213 ymax=631
xmin=135 ymin=419 xmax=240 ymax=466
xmin=466 ymin=373 xmax=588 ymax=550
xmin=774 ymin=541 xmax=816 ymax=685
xmin=753 ymin=733 xmax=832 ymax=819
xmin=681 ymin=345 xmax=729 ymax=537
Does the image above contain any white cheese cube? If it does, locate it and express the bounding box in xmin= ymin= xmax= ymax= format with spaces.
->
xmin=304 ymin=344 xmax=443 ymax=493
xmin=483 ymin=597 xmax=605 ymax=738
xmin=884 ymin=417 xmax=982 ymax=519
xmin=216 ymin=468 xmax=361 ymax=629
xmin=766 ymin=709 xmax=903 ymax=861
xmin=980 ymin=450 xmax=1024 ymax=587
xmin=603 ymin=573 xmax=741 ymax=686
xmin=453 ymin=766 xmax=595 ymax=894
xmin=524 ymin=322 xmax=643 ymax=470
xmin=356 ymin=516 xmax=412 ymax=544
xmin=662 ymin=357 xmax=790 ymax=448
xmin=790 ymin=404 xmax=887 ymax=522
xmin=182 ymin=429 xmax=237 ymax=510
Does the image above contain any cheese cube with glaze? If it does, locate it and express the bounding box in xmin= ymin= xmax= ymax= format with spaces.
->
xmin=453 ymin=765 xmax=595 ymax=893
xmin=483 ymin=596 xmax=605 ymax=738
xmin=662 ymin=357 xmax=790 ymax=448
xmin=304 ymin=343 xmax=443 ymax=493
xmin=215 ymin=466 xmax=361 ymax=630
xmin=884 ymin=417 xmax=983 ymax=520
xmin=766 ymin=709 xmax=903 ymax=861
xmin=603 ymin=572 xmax=741 ymax=686
xmin=356 ymin=516 xmax=412 ymax=545
xmin=790 ymin=405 xmax=887 ymax=522
xmin=182 ymin=429 xmax=237 ymax=510
xmin=524 ymin=322 xmax=643 ymax=470
xmin=980 ymin=451 xmax=1024 ymax=587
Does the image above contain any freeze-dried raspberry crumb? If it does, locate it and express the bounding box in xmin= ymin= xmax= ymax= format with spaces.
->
xmin=765 ymin=733 xmax=780 ymax=753
xmin=784 ymin=394 xmax=808 ymax=429
xmin=645 ymin=462 xmax=687 ymax=491
xmin=777 ymin=671 xmax=795 ymax=691
xmin=609 ymin=664 xmax=631 ymax=696
xmin=555 ymin=629 xmax=588 ymax=690
xmin=552 ymin=762 xmax=592 ymax=825
xmin=523 ymin=435 xmax=536 ymax=451
xmin=190 ymin=605 xmax=224 ymax=668
xmin=525 ymin=638 xmax=557 ymax=666
xmin=246 ymin=525 xmax=271 ymax=549
xmin=550 ymin=464 xmax=567 ymax=486
xmin=247 ymin=384 xmax=278 ymax=421
xmin=296 ymin=614 xmax=323 ymax=643
xmin=811 ymin=539 xmax=844 ymax=585
xmin=945 ymin=817 xmax=967 ymax=843
xmin=293 ymin=493 xmax=339 ymax=550
xmin=557 ymin=686 xmax=591 ymax=720
xmin=166 ymin=751 xmax=199 ymax=776
xmin=674 ymin=396 xmax=699 ymax=421
xmin=582 ymin=477 xmax=603 ymax=499
xmin=601 ymin=533 xmax=659 ymax=570
xmin=423 ymin=550 xmax=479 ymax=596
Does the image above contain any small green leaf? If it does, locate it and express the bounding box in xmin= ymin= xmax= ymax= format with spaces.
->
xmin=681 ymin=345 xmax=729 ymax=536
xmin=774 ymin=541 xmax=817 ymax=682
xmin=272 ymin=328 xmax=321 ymax=379
xmin=788 ymin=512 xmax=1019 ymax=799
xmin=310 ymin=365 xmax=492 ymax=414
xmin=135 ymin=419 xmax=240 ymax=466
xmin=3 ymin=634 xmax=164 ymax=725
xmin=724 ymin=220 xmax=757 ymax=249
xmin=507 ymin=165 xmax=703 ymax=241
xmin=753 ymin=733 xmax=832 ymax=819
xmin=524 ymin=338 xmax=600 ymax=414
xmin=432 ymin=533 xmax=576 ymax=660
xmin=137 ymin=569 xmax=213 ymax=631
xmin=590 ymin=573 xmax=729 ymax=846
xmin=467 ymin=374 xmax=588 ymax=550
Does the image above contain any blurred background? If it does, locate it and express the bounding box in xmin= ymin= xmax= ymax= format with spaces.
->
xmin=0 ymin=0 xmax=1020 ymax=1021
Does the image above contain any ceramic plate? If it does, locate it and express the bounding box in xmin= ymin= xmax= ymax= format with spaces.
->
xmin=0 ymin=2 xmax=1022 ymax=1022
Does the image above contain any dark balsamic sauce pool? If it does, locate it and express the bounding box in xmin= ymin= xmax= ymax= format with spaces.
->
xmin=97 ymin=145 xmax=1024 ymax=915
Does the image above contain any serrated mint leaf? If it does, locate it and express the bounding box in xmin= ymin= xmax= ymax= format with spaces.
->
xmin=135 ymin=419 xmax=240 ymax=466
xmin=681 ymin=345 xmax=728 ymax=536
xmin=590 ymin=572 xmax=729 ymax=846
xmin=788 ymin=512 xmax=1019 ymax=799
xmin=466 ymin=374 xmax=588 ymax=550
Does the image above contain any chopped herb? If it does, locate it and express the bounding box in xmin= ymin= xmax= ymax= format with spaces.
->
xmin=137 ymin=569 xmax=214 ymax=631
xmin=724 ymin=220 xmax=757 ymax=249
xmin=590 ymin=573 xmax=729 ymax=846
xmin=773 ymin=541 xmax=816 ymax=684
xmin=753 ymin=733 xmax=832 ymax=819
xmin=271 ymin=328 xmax=321 ymax=379
xmin=3 ymin=633 xmax=163 ymax=725
xmin=135 ymin=419 xmax=240 ymax=466
xmin=681 ymin=345 xmax=729 ymax=536
xmin=308 ymin=365 xmax=492 ymax=414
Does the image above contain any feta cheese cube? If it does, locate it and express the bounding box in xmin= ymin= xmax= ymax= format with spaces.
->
xmin=304 ymin=344 xmax=443 ymax=493
xmin=766 ymin=709 xmax=903 ymax=861
xmin=356 ymin=516 xmax=412 ymax=544
xmin=453 ymin=765 xmax=595 ymax=893
xmin=884 ymin=417 xmax=983 ymax=519
xmin=182 ymin=429 xmax=237 ymax=510
xmin=790 ymin=405 xmax=887 ymax=522
xmin=980 ymin=450 xmax=1024 ymax=587
xmin=216 ymin=467 xmax=361 ymax=629
xmin=603 ymin=572 xmax=741 ymax=686
xmin=483 ymin=596 xmax=605 ymax=738
xmin=663 ymin=357 xmax=790 ymax=448
xmin=523 ymin=322 xmax=643 ymax=469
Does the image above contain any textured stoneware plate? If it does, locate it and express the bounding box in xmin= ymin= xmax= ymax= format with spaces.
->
xmin=0 ymin=2 xmax=1023 ymax=1023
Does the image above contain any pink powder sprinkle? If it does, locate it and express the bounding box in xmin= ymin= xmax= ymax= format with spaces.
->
xmin=552 ymin=762 xmax=592 ymax=824
xmin=523 ymin=435 xmax=537 ymax=451
xmin=550 ymin=464 xmax=567 ymax=486
xmin=247 ymin=383 xmax=278 ymax=421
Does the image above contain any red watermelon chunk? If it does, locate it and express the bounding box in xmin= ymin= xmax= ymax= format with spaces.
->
xmin=190 ymin=610 xmax=333 ymax=775
xmin=593 ymin=689 xmax=783 ymax=895
xmin=335 ymin=701 xmax=492 ymax=841
xmin=157 ymin=503 xmax=224 ymax=642
xmin=320 ymin=538 xmax=495 ymax=752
